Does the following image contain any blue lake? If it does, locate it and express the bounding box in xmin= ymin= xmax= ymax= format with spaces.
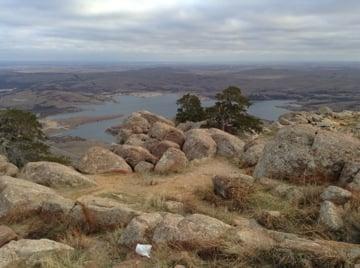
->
xmin=49 ymin=94 xmax=292 ymax=142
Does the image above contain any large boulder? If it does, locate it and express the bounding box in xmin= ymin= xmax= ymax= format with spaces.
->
xmin=148 ymin=122 xmax=185 ymax=146
xmin=254 ymin=125 xmax=360 ymax=183
xmin=208 ymin=128 xmax=245 ymax=158
xmin=0 ymin=176 xmax=74 ymax=218
xmin=119 ymin=212 xmax=230 ymax=248
xmin=78 ymin=147 xmax=132 ymax=175
xmin=111 ymin=145 xmax=158 ymax=168
xmin=0 ymin=155 xmax=18 ymax=177
xmin=154 ymin=148 xmax=188 ymax=174
xmin=183 ymin=129 xmax=217 ymax=161
xmin=0 ymin=239 xmax=73 ymax=267
xmin=149 ymin=140 xmax=180 ymax=159
xmin=242 ymin=139 xmax=266 ymax=167
xmin=73 ymin=195 xmax=141 ymax=229
xmin=20 ymin=161 xmax=96 ymax=188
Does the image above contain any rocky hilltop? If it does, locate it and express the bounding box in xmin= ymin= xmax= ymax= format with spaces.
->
xmin=0 ymin=108 xmax=360 ymax=267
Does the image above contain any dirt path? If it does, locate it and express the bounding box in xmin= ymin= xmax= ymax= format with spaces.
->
xmin=59 ymin=157 xmax=244 ymax=202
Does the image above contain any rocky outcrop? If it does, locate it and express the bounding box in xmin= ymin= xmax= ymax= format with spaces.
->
xmin=122 ymin=112 xmax=151 ymax=133
xmin=0 ymin=239 xmax=73 ymax=267
xmin=111 ymin=145 xmax=158 ymax=168
xmin=119 ymin=212 xmax=230 ymax=248
xmin=154 ymin=148 xmax=188 ymax=174
xmin=148 ymin=122 xmax=185 ymax=146
xmin=78 ymin=147 xmax=132 ymax=174
xmin=149 ymin=140 xmax=180 ymax=159
xmin=0 ymin=225 xmax=17 ymax=247
xmin=20 ymin=161 xmax=96 ymax=188
xmin=0 ymin=155 xmax=18 ymax=177
xmin=183 ymin=129 xmax=217 ymax=161
xmin=254 ymin=125 xmax=360 ymax=183
xmin=0 ymin=176 xmax=74 ymax=219
xmin=208 ymin=128 xmax=245 ymax=159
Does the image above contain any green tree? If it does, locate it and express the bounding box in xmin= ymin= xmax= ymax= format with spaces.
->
xmin=206 ymin=86 xmax=262 ymax=133
xmin=175 ymin=93 xmax=206 ymax=123
xmin=0 ymin=109 xmax=68 ymax=167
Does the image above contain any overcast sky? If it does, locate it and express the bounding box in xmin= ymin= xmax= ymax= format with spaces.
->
xmin=1 ymin=0 xmax=360 ymax=62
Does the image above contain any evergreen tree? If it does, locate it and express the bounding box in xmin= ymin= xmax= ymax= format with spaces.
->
xmin=205 ymin=86 xmax=262 ymax=133
xmin=0 ymin=109 xmax=68 ymax=167
xmin=175 ymin=93 xmax=206 ymax=123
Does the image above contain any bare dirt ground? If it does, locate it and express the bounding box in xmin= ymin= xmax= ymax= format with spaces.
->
xmin=59 ymin=157 xmax=243 ymax=203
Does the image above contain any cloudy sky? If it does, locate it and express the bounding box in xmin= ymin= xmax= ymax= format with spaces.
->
xmin=0 ymin=0 xmax=359 ymax=62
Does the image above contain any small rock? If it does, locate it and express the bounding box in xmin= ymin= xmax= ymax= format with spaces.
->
xmin=319 ymin=201 xmax=344 ymax=231
xmin=164 ymin=201 xmax=184 ymax=213
xmin=111 ymin=145 xmax=158 ymax=168
xmin=0 ymin=225 xmax=17 ymax=247
xmin=320 ymin=186 xmax=352 ymax=205
xmin=134 ymin=161 xmax=154 ymax=173
xmin=149 ymin=140 xmax=180 ymax=159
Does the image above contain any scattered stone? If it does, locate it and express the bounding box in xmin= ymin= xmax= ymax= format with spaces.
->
xmin=164 ymin=201 xmax=184 ymax=214
xmin=20 ymin=161 xmax=96 ymax=188
xmin=183 ymin=129 xmax=217 ymax=161
xmin=319 ymin=201 xmax=344 ymax=231
xmin=0 ymin=225 xmax=17 ymax=247
xmin=208 ymin=128 xmax=245 ymax=158
xmin=0 ymin=176 xmax=74 ymax=218
xmin=78 ymin=146 xmax=132 ymax=175
xmin=148 ymin=122 xmax=185 ymax=146
xmin=320 ymin=186 xmax=352 ymax=205
xmin=134 ymin=161 xmax=154 ymax=173
xmin=149 ymin=140 xmax=180 ymax=159
xmin=154 ymin=148 xmax=188 ymax=174
xmin=212 ymin=175 xmax=253 ymax=200
xmin=0 ymin=239 xmax=74 ymax=267
xmin=0 ymin=155 xmax=18 ymax=177
xmin=111 ymin=145 xmax=158 ymax=168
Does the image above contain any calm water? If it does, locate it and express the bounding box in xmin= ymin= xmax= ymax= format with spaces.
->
xmin=49 ymin=94 xmax=292 ymax=142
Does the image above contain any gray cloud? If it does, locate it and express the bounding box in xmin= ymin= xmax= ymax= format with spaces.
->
xmin=0 ymin=0 xmax=359 ymax=62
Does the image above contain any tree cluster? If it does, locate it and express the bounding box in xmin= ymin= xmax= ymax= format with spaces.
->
xmin=0 ymin=109 xmax=68 ymax=167
xmin=176 ymin=86 xmax=262 ymax=134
